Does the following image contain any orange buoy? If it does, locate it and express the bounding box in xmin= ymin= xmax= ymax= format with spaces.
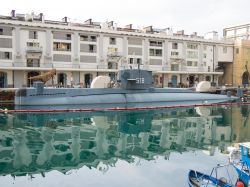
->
xmin=236 ymin=180 xmax=244 ymax=187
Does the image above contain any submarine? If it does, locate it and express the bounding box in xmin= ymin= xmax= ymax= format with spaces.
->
xmin=14 ymin=68 xmax=237 ymax=109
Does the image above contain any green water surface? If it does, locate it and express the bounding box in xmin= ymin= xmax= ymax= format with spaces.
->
xmin=0 ymin=104 xmax=249 ymax=187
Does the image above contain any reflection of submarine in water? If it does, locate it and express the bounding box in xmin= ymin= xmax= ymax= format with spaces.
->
xmin=10 ymin=107 xmax=203 ymax=128
xmin=14 ymin=69 xmax=237 ymax=109
xmin=0 ymin=106 xmax=234 ymax=177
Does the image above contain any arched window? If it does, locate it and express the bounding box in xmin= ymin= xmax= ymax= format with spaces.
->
xmin=57 ymin=73 xmax=67 ymax=87
xmin=205 ymin=76 xmax=211 ymax=82
xmin=242 ymin=71 xmax=249 ymax=85
xmin=171 ymin=75 xmax=177 ymax=87
xmin=84 ymin=74 xmax=93 ymax=88
xmin=188 ymin=75 xmax=195 ymax=87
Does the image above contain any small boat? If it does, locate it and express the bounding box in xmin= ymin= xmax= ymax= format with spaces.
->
xmin=231 ymin=142 xmax=250 ymax=186
xmin=188 ymin=170 xmax=234 ymax=187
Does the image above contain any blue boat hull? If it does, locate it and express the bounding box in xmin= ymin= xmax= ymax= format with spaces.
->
xmin=188 ymin=170 xmax=233 ymax=187
xmin=234 ymin=164 xmax=250 ymax=186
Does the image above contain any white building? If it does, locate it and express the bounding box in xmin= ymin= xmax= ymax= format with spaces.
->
xmin=0 ymin=10 xmax=234 ymax=88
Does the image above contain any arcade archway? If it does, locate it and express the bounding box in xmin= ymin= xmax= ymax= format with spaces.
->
xmin=0 ymin=72 xmax=7 ymax=88
xmin=27 ymin=71 xmax=40 ymax=87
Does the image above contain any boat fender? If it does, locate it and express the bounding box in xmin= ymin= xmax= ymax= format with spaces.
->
xmin=236 ymin=180 xmax=244 ymax=187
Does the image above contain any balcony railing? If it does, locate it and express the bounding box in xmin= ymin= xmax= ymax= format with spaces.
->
xmin=80 ymin=38 xmax=97 ymax=42
xmin=215 ymin=68 xmax=224 ymax=72
xmin=27 ymin=62 xmax=40 ymax=67
xmin=26 ymin=46 xmax=43 ymax=53
xmin=170 ymin=55 xmax=182 ymax=59
xmin=149 ymin=43 xmax=163 ymax=47
xmin=53 ymin=48 xmax=71 ymax=52
xmin=107 ymin=51 xmax=123 ymax=57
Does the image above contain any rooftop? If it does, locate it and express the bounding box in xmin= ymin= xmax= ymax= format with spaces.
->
xmin=0 ymin=10 xmax=211 ymax=40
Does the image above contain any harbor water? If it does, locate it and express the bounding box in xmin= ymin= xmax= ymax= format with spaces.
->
xmin=0 ymin=104 xmax=249 ymax=186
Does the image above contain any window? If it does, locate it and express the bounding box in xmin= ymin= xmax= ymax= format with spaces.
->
xmin=66 ymin=34 xmax=71 ymax=40
xmin=149 ymin=49 xmax=162 ymax=56
xmin=187 ymin=61 xmax=198 ymax=67
xmin=137 ymin=58 xmax=141 ymax=64
xmin=208 ymin=66 xmax=211 ymax=72
xmin=203 ymin=53 xmax=207 ymax=58
xmin=0 ymin=52 xmax=11 ymax=59
xmin=236 ymin=48 xmax=239 ymax=54
xmin=206 ymin=76 xmax=211 ymax=81
xmin=90 ymin=36 xmax=96 ymax=42
xmin=53 ymin=33 xmax=71 ymax=40
xmin=223 ymin=47 xmax=227 ymax=53
xmin=53 ymin=42 xmax=71 ymax=51
xmin=150 ymin=41 xmax=162 ymax=47
xmin=187 ymin=43 xmax=198 ymax=49
xmin=89 ymin=45 xmax=95 ymax=52
xmin=187 ymin=61 xmax=192 ymax=66
xmin=80 ymin=35 xmax=88 ymax=41
xmin=29 ymin=31 xmax=38 ymax=39
xmin=171 ymin=64 xmax=179 ymax=71
xmin=187 ymin=51 xmax=198 ymax=59
xmin=129 ymin=58 xmax=133 ymax=64
xmin=155 ymin=49 xmax=162 ymax=56
xmin=172 ymin=43 xmax=178 ymax=49
xmin=27 ymin=42 xmax=40 ymax=47
xmin=110 ymin=37 xmax=116 ymax=45
xmin=4 ymin=52 xmax=10 ymax=59
xmin=0 ymin=28 xmax=3 ymax=35
xmin=171 ymin=51 xmax=179 ymax=56
xmin=27 ymin=59 xmax=40 ymax=67
xmin=160 ymin=77 xmax=163 ymax=84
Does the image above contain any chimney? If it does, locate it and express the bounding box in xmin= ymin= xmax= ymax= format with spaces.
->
xmin=108 ymin=21 xmax=114 ymax=27
xmin=84 ymin=19 xmax=92 ymax=25
xmin=39 ymin=13 xmax=44 ymax=21
xmin=143 ymin=26 xmax=153 ymax=33
xmin=125 ymin=24 xmax=132 ymax=29
xmin=11 ymin=10 xmax=15 ymax=17
xmin=62 ymin=16 xmax=68 ymax=23
xmin=177 ymin=30 xmax=184 ymax=35
xmin=192 ymin=32 xmax=197 ymax=36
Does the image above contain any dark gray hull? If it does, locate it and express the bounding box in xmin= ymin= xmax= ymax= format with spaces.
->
xmin=15 ymin=87 xmax=237 ymax=108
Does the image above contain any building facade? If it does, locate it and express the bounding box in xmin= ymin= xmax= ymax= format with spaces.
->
xmin=0 ymin=11 xmax=233 ymax=88
xmin=223 ymin=24 xmax=250 ymax=86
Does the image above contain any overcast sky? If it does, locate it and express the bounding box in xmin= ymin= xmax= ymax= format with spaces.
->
xmin=1 ymin=0 xmax=250 ymax=36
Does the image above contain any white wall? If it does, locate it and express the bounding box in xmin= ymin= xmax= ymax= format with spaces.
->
xmin=217 ymin=45 xmax=233 ymax=62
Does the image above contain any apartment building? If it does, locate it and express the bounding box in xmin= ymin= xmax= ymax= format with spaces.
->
xmin=0 ymin=10 xmax=233 ymax=88
xmin=223 ymin=24 xmax=250 ymax=86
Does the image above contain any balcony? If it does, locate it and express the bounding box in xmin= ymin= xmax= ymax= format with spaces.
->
xmin=170 ymin=55 xmax=182 ymax=59
xmin=149 ymin=42 xmax=163 ymax=47
xmin=215 ymin=68 xmax=224 ymax=72
xmin=27 ymin=61 xmax=40 ymax=67
xmin=26 ymin=46 xmax=43 ymax=53
xmin=107 ymin=51 xmax=122 ymax=57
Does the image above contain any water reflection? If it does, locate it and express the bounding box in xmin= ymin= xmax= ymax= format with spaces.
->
xmin=0 ymin=105 xmax=249 ymax=178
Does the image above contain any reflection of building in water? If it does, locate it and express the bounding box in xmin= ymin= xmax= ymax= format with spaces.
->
xmin=0 ymin=106 xmax=238 ymax=177
xmin=231 ymin=105 xmax=250 ymax=143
